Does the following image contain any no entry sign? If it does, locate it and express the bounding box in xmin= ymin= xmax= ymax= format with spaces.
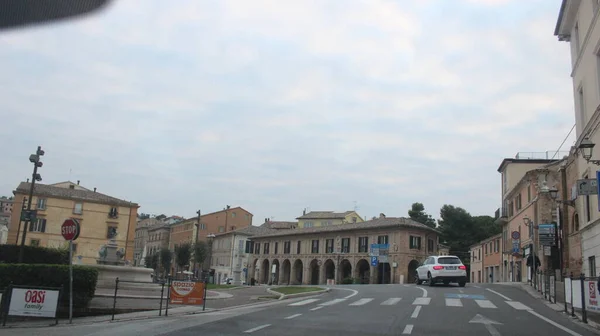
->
xmin=61 ymin=218 xmax=80 ymax=241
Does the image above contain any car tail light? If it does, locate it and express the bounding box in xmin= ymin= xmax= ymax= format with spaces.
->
xmin=432 ymin=266 xmax=444 ymax=270
xmin=459 ymin=265 xmax=466 ymax=270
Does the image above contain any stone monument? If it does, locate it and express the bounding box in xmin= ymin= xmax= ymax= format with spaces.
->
xmin=97 ymin=227 xmax=125 ymax=266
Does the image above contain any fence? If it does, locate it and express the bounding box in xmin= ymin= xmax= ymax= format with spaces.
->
xmin=563 ymin=272 xmax=599 ymax=324
xmin=529 ymin=270 xmax=557 ymax=304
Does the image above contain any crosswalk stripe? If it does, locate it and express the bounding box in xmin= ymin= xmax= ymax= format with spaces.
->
xmin=506 ymin=301 xmax=531 ymax=310
xmin=475 ymin=299 xmax=497 ymax=309
xmin=319 ymin=298 xmax=346 ymax=306
xmin=289 ymin=299 xmax=320 ymax=306
xmin=445 ymin=298 xmax=462 ymax=307
xmin=413 ymin=297 xmax=431 ymax=305
xmin=350 ymin=298 xmax=373 ymax=306
xmin=381 ymin=298 xmax=402 ymax=305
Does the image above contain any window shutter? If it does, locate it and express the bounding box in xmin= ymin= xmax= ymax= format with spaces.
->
xmin=41 ymin=219 xmax=46 ymax=233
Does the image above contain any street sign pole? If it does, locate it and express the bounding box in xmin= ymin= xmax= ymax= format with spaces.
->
xmin=61 ymin=218 xmax=80 ymax=324
xmin=69 ymin=239 xmax=73 ymax=324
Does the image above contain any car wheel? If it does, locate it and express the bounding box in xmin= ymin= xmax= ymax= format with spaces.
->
xmin=428 ymin=273 xmax=435 ymax=287
xmin=459 ymin=281 xmax=466 ymax=287
xmin=415 ymin=274 xmax=421 ymax=285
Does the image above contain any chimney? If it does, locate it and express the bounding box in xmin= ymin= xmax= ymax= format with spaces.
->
xmin=26 ymin=178 xmax=29 ymax=183
xmin=93 ymin=187 xmax=97 ymax=192
xmin=77 ymin=180 xmax=80 ymax=185
xmin=380 ymin=213 xmax=386 ymax=218
xmin=303 ymin=208 xmax=306 ymax=216
xmin=227 ymin=205 xmax=230 ymax=209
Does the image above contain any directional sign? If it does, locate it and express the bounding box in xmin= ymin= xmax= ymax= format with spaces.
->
xmin=577 ymin=178 xmax=598 ymax=196
xmin=61 ymin=218 xmax=80 ymax=241
xmin=370 ymin=256 xmax=378 ymax=267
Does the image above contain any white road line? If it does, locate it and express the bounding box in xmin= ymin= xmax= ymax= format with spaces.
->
xmin=333 ymin=287 xmax=359 ymax=299
xmin=402 ymin=324 xmax=414 ymax=334
xmin=473 ymin=285 xmax=481 ymax=288
xmin=413 ymin=297 xmax=431 ymax=305
xmin=289 ymin=298 xmax=320 ymax=306
xmin=445 ymin=298 xmax=463 ymax=307
xmin=349 ymin=298 xmax=373 ymax=306
xmin=505 ymin=301 xmax=531 ymax=310
xmin=310 ymin=306 xmax=323 ymax=311
xmin=411 ymin=306 xmax=421 ymax=318
xmin=319 ymin=298 xmax=346 ymax=306
xmin=285 ymin=314 xmax=302 ymax=320
xmin=244 ymin=324 xmax=271 ymax=333
xmin=486 ymin=288 xmax=512 ymax=301
xmin=475 ymin=299 xmax=497 ymax=309
xmin=381 ymin=298 xmax=402 ymax=305
xmin=459 ymin=289 xmax=464 ymax=293
xmin=528 ymin=310 xmax=582 ymax=336
xmin=416 ymin=287 xmax=428 ymax=298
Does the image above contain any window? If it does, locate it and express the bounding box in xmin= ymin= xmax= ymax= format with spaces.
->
xmin=274 ymin=242 xmax=278 ymax=254
xmin=245 ymin=241 xmax=254 ymax=253
xmin=574 ymin=23 xmax=580 ymax=52
xmin=30 ymin=218 xmax=46 ymax=232
xmin=578 ymin=86 xmax=585 ymax=129
xmin=37 ymin=198 xmax=47 ymax=210
xmin=516 ymin=194 xmax=522 ymax=210
xmin=527 ymin=184 xmax=531 ymax=202
xmin=218 ymin=226 xmax=225 ymax=233
xmin=341 ymin=238 xmax=350 ymax=253
xmin=232 ymin=212 xmax=236 ymax=218
xmin=358 ymin=237 xmax=368 ymax=253
xmin=304 ymin=221 xmax=314 ymax=228
xmin=326 ymin=239 xmax=334 ymax=253
xmin=311 ymin=240 xmax=319 ymax=254
xmin=296 ymin=241 xmax=301 ymax=254
xmin=284 ymin=241 xmax=291 ymax=254
xmin=254 ymin=243 xmax=261 ymax=254
xmin=264 ymin=243 xmax=270 ymax=254
xmin=109 ymin=207 xmax=118 ymax=218
xmin=485 ymin=244 xmax=488 ymax=254
xmin=377 ymin=235 xmax=389 ymax=245
xmin=427 ymin=239 xmax=434 ymax=252
xmin=30 ymin=239 xmax=40 ymax=247
xmin=438 ymin=257 xmax=461 ymax=265
xmin=409 ymin=236 xmax=421 ymax=249
xmin=73 ymin=202 xmax=83 ymax=215
xmin=352 ymin=217 xmax=357 ymax=223
xmin=590 ymin=256 xmax=597 ymax=277
xmin=230 ymin=226 xmax=236 ymax=231
xmin=495 ymin=239 xmax=500 ymax=253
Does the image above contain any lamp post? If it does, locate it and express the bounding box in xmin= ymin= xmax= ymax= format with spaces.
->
xmin=578 ymin=138 xmax=600 ymax=165
xmin=194 ymin=209 xmax=201 ymax=277
xmin=18 ymin=146 xmax=44 ymax=263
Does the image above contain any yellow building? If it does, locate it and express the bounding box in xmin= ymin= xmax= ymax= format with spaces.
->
xmin=296 ymin=210 xmax=364 ymax=228
xmin=8 ymin=181 xmax=139 ymax=265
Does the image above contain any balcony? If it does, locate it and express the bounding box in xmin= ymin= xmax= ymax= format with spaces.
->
xmin=494 ymin=207 xmax=508 ymax=224
xmin=514 ymin=151 xmax=569 ymax=160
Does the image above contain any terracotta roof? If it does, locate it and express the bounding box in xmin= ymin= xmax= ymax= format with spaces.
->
xmin=13 ymin=182 xmax=137 ymax=207
xmin=214 ymin=225 xmax=277 ymax=238
xmin=296 ymin=211 xmax=355 ymax=220
xmin=251 ymin=217 xmax=438 ymax=239
xmin=260 ymin=221 xmax=297 ymax=229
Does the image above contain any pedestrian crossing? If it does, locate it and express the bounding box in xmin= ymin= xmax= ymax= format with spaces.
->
xmin=287 ymin=296 xmax=531 ymax=311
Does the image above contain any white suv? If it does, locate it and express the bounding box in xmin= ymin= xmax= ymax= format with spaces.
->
xmin=415 ymin=255 xmax=467 ymax=287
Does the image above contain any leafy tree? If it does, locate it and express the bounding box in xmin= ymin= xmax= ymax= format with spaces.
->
xmin=193 ymin=241 xmax=209 ymax=269
xmin=138 ymin=213 xmax=151 ymax=220
xmin=159 ymin=248 xmax=172 ymax=275
xmin=145 ymin=253 xmax=159 ymax=270
xmin=408 ymin=202 xmax=437 ymax=228
xmin=155 ymin=214 xmax=167 ymax=220
xmin=174 ymin=243 xmax=192 ymax=271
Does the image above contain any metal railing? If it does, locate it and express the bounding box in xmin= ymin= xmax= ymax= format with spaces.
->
xmin=515 ymin=151 xmax=570 ymax=160
xmin=562 ymin=272 xmax=598 ymax=324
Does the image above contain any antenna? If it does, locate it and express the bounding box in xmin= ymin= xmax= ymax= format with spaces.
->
xmin=353 ymin=201 xmax=359 ymax=212
xmin=69 ymin=168 xmax=72 ymax=181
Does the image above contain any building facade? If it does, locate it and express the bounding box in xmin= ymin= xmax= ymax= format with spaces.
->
xmin=470 ymin=243 xmax=483 ymax=283
xmin=248 ymin=216 xmax=439 ymax=285
xmin=555 ymin=0 xmax=600 ymax=277
xmin=7 ymin=181 xmax=139 ymax=265
xmin=296 ymin=210 xmax=363 ymax=228
xmin=195 ymin=206 xmax=253 ymax=242
xmin=133 ymin=218 xmax=164 ymax=266
xmin=146 ymin=222 xmax=170 ymax=256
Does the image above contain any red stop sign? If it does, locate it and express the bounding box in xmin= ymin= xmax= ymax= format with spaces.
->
xmin=61 ymin=218 xmax=80 ymax=241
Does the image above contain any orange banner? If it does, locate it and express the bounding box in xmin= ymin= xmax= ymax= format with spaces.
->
xmin=169 ymin=281 xmax=205 ymax=305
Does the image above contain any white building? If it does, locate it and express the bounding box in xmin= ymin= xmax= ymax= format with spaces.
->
xmin=555 ymin=0 xmax=600 ymax=277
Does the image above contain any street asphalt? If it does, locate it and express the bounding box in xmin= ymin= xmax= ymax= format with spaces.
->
xmin=1 ymin=283 xmax=598 ymax=336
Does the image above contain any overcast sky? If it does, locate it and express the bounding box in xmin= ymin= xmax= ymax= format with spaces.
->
xmin=0 ymin=0 xmax=574 ymax=224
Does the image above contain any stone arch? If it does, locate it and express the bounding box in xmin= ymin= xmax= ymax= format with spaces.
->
xmin=340 ymin=259 xmax=352 ymax=282
xmin=261 ymin=259 xmax=270 ymax=284
xmin=322 ymin=259 xmax=335 ymax=284
xmin=377 ymin=262 xmax=391 ymax=284
xmin=408 ymin=259 xmax=420 ymax=283
xmin=281 ymin=259 xmax=291 ymax=285
xmin=355 ymin=259 xmax=370 ymax=284
xmin=271 ymin=259 xmax=280 ymax=285
xmin=291 ymin=259 xmax=303 ymax=285
xmin=309 ymin=259 xmax=320 ymax=285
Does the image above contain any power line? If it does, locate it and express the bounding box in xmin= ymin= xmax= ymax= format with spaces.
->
xmin=551 ymin=124 xmax=576 ymax=159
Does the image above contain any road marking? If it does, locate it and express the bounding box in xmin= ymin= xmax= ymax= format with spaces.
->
xmin=475 ymin=300 xmax=497 ymax=309
xmin=416 ymin=287 xmax=428 ymax=298
xmin=319 ymin=298 xmax=346 ymax=306
xmin=445 ymin=293 xmax=486 ymax=300
xmin=413 ymin=297 xmax=431 ymax=305
xmin=244 ymin=324 xmax=271 ymax=333
xmin=289 ymin=298 xmax=320 ymax=306
xmin=445 ymin=298 xmax=463 ymax=307
xmin=349 ymin=298 xmax=373 ymax=306
xmin=459 ymin=289 xmax=464 ymax=293
xmin=402 ymin=324 xmax=414 ymax=334
xmin=381 ymin=298 xmax=402 ymax=305
xmin=411 ymin=306 xmax=421 ymax=318
xmin=285 ymin=314 xmax=302 ymax=320
xmin=469 ymin=314 xmax=502 ymax=336
xmin=528 ymin=310 xmax=582 ymax=336
xmin=505 ymin=301 xmax=531 ymax=310
xmin=485 ymin=288 xmax=512 ymax=301
xmin=310 ymin=306 xmax=323 ymax=311
xmin=333 ymin=287 xmax=359 ymax=299
xmin=473 ymin=285 xmax=481 ymax=288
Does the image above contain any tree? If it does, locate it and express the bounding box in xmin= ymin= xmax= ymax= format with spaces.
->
xmin=174 ymin=242 xmax=192 ymax=271
xmin=193 ymin=241 xmax=209 ymax=269
xmin=145 ymin=253 xmax=159 ymax=271
xmin=138 ymin=213 xmax=151 ymax=220
xmin=408 ymin=202 xmax=437 ymax=228
xmin=159 ymin=248 xmax=172 ymax=276
xmin=155 ymin=214 xmax=167 ymax=220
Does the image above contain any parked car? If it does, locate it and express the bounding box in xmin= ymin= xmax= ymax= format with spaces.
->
xmin=415 ymin=255 xmax=467 ymax=287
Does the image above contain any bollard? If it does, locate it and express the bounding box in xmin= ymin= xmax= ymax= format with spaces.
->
xmin=571 ymin=272 xmax=575 ymax=317
xmin=165 ymin=276 xmax=171 ymax=317
xmin=580 ymin=273 xmax=587 ymax=323
xmin=159 ymin=281 xmax=165 ymax=316
xmin=202 ymin=279 xmax=208 ymax=312
xmin=564 ymin=273 xmax=568 ymax=313
xmin=112 ymin=277 xmax=119 ymax=321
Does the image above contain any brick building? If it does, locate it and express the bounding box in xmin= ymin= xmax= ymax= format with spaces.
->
xmin=195 ymin=206 xmax=253 ymax=242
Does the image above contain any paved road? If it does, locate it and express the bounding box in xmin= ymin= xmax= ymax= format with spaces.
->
xmin=1 ymin=283 xmax=597 ymax=336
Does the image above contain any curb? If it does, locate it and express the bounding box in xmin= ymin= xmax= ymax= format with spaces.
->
xmin=93 ymin=293 xmax=227 ymax=300
xmin=267 ymin=287 xmax=329 ymax=300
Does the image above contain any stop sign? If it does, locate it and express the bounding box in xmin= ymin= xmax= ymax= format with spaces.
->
xmin=61 ymin=218 xmax=80 ymax=241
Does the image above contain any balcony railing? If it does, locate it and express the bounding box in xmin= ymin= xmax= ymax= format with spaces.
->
xmin=515 ymin=151 xmax=569 ymax=160
xmin=495 ymin=207 xmax=508 ymax=220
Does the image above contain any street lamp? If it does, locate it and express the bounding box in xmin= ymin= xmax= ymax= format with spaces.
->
xmin=18 ymin=146 xmax=44 ymax=263
xmin=193 ymin=209 xmax=201 ymax=277
xmin=549 ymin=186 xmax=559 ymax=201
xmin=578 ymin=138 xmax=600 ymax=165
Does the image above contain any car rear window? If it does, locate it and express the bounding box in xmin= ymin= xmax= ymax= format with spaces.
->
xmin=438 ymin=257 xmax=461 ymax=265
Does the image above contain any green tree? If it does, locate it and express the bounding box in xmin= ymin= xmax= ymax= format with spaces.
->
xmin=138 ymin=213 xmax=151 ymax=220
xmin=193 ymin=241 xmax=209 ymax=269
xmin=408 ymin=202 xmax=437 ymax=228
xmin=159 ymin=248 xmax=172 ymax=276
xmin=174 ymin=242 xmax=192 ymax=271
xmin=145 ymin=253 xmax=159 ymax=270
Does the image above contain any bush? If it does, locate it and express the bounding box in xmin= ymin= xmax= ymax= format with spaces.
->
xmin=0 ymin=264 xmax=98 ymax=308
xmin=0 ymin=244 xmax=69 ymax=265
xmin=341 ymin=277 xmax=354 ymax=285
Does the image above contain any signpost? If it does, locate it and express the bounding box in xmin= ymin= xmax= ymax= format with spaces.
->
xmin=169 ymin=281 xmax=206 ymax=307
xmin=538 ymin=223 xmax=556 ymax=246
xmin=511 ymin=231 xmax=520 ymax=255
xmin=2 ymin=285 xmax=62 ymax=326
xmin=61 ymin=218 xmax=80 ymax=324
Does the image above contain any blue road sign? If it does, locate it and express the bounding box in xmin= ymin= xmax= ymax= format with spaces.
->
xmin=371 ymin=256 xmax=378 ymax=266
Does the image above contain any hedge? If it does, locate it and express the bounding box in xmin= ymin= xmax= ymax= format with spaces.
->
xmin=0 ymin=264 xmax=98 ymax=308
xmin=0 ymin=244 xmax=69 ymax=265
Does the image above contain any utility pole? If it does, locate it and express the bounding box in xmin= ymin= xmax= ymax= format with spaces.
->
xmin=18 ymin=146 xmax=44 ymax=263
xmin=194 ymin=209 xmax=201 ymax=277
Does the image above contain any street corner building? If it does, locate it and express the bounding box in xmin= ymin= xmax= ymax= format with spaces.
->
xmin=7 ymin=180 xmax=139 ymax=265
xmin=246 ymin=215 xmax=440 ymax=285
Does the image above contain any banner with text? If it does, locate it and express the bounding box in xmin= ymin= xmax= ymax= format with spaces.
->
xmin=169 ymin=281 xmax=205 ymax=305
